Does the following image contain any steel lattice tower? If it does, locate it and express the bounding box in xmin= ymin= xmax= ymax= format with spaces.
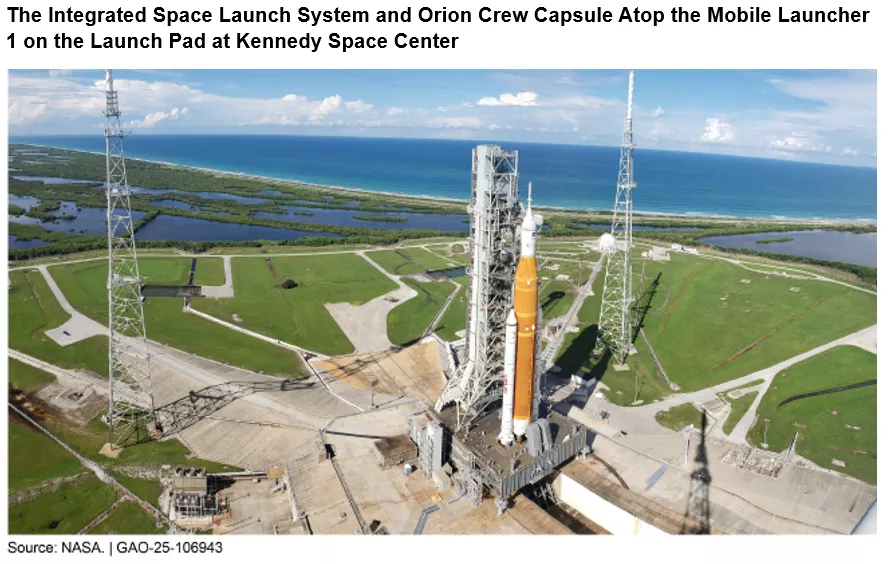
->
xmin=435 ymin=145 xmax=521 ymax=430
xmin=104 ymin=69 xmax=155 ymax=448
xmin=597 ymin=71 xmax=637 ymax=365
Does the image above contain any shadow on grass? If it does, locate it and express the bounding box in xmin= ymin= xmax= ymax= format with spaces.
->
xmin=540 ymin=290 xmax=566 ymax=318
xmin=632 ymin=272 xmax=662 ymax=342
xmin=551 ymin=324 xmax=613 ymax=384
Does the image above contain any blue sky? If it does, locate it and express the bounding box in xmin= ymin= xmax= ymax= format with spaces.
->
xmin=8 ymin=69 xmax=876 ymax=166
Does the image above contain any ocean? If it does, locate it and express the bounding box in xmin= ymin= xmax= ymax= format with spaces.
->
xmin=9 ymin=135 xmax=877 ymax=221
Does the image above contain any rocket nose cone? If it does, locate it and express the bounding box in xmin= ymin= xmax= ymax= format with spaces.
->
xmin=507 ymin=309 xmax=517 ymax=324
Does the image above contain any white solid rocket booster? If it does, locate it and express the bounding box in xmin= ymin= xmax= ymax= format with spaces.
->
xmin=499 ymin=309 xmax=518 ymax=446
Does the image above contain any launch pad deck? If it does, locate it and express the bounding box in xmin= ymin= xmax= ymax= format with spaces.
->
xmin=441 ymin=407 xmax=588 ymax=498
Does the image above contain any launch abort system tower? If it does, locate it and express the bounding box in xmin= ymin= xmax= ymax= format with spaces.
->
xmin=104 ymin=69 xmax=155 ymax=448
xmin=435 ymin=145 xmax=521 ymax=430
xmin=597 ymin=70 xmax=637 ymax=366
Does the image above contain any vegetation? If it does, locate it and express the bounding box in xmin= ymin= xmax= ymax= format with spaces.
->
xmin=401 ymin=247 xmax=458 ymax=271
xmin=8 ymin=357 xmax=55 ymax=392
xmin=353 ymin=214 xmax=408 ymax=223
xmin=721 ymin=391 xmax=758 ymax=435
xmin=49 ymin=259 xmax=308 ymax=378
xmin=86 ymin=501 xmax=164 ymax=535
xmin=388 ymin=279 xmax=456 ymax=346
xmin=8 ymin=269 xmax=109 ymax=376
xmin=192 ymin=257 xmax=226 ymax=286
xmin=626 ymin=252 xmax=875 ymax=393
xmin=9 ymin=474 xmax=118 ymax=535
xmin=9 ymin=145 xmax=875 ymax=290
xmin=8 ymin=416 xmax=83 ymax=492
xmin=192 ymin=254 xmax=397 ymax=355
xmin=24 ymin=199 xmax=75 ymax=222
xmin=46 ymin=410 xmax=236 ymax=473
xmin=9 ymin=203 xmax=26 ymax=216
xmin=755 ymin=237 xmax=795 ymax=244
xmin=655 ymin=403 xmax=705 ymax=432
xmin=552 ymin=249 xmax=875 ymax=405
xmin=282 ymin=278 xmax=298 ymax=289
xmin=708 ymin=245 xmax=877 ymax=286
xmin=9 ymin=144 xmax=468 ymax=218
xmin=434 ymin=275 xmax=468 ymax=342
xmin=746 ymin=345 xmax=876 ymax=483
xmin=539 ymin=278 xmax=575 ymax=322
xmin=553 ymin=265 xmax=672 ymax=405
xmin=366 ymin=250 xmax=426 ymax=275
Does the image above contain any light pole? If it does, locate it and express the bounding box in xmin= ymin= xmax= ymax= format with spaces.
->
xmin=370 ymin=378 xmax=378 ymax=410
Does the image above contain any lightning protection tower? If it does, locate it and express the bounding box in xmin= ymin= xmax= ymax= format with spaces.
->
xmin=104 ymin=69 xmax=155 ymax=449
xmin=435 ymin=145 xmax=521 ymax=430
xmin=597 ymin=70 xmax=637 ymax=366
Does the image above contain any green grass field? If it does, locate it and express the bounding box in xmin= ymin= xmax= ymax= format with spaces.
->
xmin=86 ymin=500 xmax=164 ymax=535
xmin=552 ymin=263 xmax=676 ymax=405
xmin=9 ymin=474 xmax=118 ymax=535
xmin=655 ymin=403 xmax=705 ymax=432
xmin=8 ymin=416 xmax=83 ymax=492
xmin=540 ymin=278 xmax=576 ymax=323
xmin=49 ymin=260 xmax=306 ymax=378
xmin=638 ymin=253 xmax=875 ymax=392
xmin=192 ymin=254 xmax=397 ymax=355
xmin=366 ymin=247 xmax=455 ymax=275
xmin=192 ymin=257 xmax=226 ymax=286
xmin=114 ymin=472 xmax=164 ymax=508
xmin=8 ymin=357 xmax=55 ymax=392
xmin=366 ymin=250 xmax=426 ymax=275
xmin=433 ymin=275 xmax=467 ymax=342
xmin=388 ymin=279 xmax=456 ymax=346
xmin=746 ymin=345 xmax=876 ymax=483
xmin=44 ymin=411 xmax=236 ymax=473
xmin=398 ymin=247 xmax=456 ymax=270
xmin=722 ymin=391 xmax=758 ymax=435
xmin=8 ymin=270 xmax=109 ymax=376
xmin=554 ymin=252 xmax=874 ymax=404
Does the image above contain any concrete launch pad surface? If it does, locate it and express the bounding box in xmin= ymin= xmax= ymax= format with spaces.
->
xmin=312 ymin=341 xmax=446 ymax=406
xmin=572 ymin=413 xmax=877 ymax=534
xmin=214 ymin=478 xmax=299 ymax=535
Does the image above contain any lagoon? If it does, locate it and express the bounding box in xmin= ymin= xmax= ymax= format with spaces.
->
xmin=699 ymin=230 xmax=877 ymax=268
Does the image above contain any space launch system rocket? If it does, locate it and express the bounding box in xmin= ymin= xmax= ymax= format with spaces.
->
xmin=499 ymin=182 xmax=539 ymax=446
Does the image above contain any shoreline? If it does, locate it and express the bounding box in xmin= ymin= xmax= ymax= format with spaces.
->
xmin=11 ymin=142 xmax=877 ymax=225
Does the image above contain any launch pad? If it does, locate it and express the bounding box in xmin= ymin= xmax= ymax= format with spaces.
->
xmin=440 ymin=406 xmax=588 ymax=500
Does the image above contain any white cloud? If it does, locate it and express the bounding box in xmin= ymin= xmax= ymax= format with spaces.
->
xmin=7 ymin=70 xmax=876 ymax=166
xmin=310 ymin=94 xmax=342 ymax=120
xmin=127 ymin=106 xmax=189 ymax=128
xmin=476 ymin=91 xmax=538 ymax=107
xmin=345 ymin=99 xmax=374 ymax=113
xmin=48 ymin=70 xmax=72 ymax=78
xmin=768 ymin=134 xmax=831 ymax=153
xmin=425 ymin=116 xmax=483 ymax=129
xmin=699 ymin=118 xmax=735 ymax=143
xmin=841 ymin=147 xmax=858 ymax=157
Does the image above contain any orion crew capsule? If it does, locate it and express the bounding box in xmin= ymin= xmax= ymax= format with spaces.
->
xmin=499 ymin=182 xmax=539 ymax=445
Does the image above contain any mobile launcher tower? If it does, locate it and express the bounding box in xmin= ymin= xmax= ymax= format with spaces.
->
xmin=429 ymin=145 xmax=587 ymax=512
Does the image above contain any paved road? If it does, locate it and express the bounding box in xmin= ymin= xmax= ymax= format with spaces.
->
xmin=8 ymin=242 xmax=464 ymax=272
xmin=324 ymin=252 xmax=418 ymax=354
xmin=575 ymin=324 xmax=877 ymax=443
xmin=35 ymin=267 xmax=105 ymax=346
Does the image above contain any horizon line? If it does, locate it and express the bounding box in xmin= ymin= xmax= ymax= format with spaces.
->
xmin=8 ymin=132 xmax=878 ymax=171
